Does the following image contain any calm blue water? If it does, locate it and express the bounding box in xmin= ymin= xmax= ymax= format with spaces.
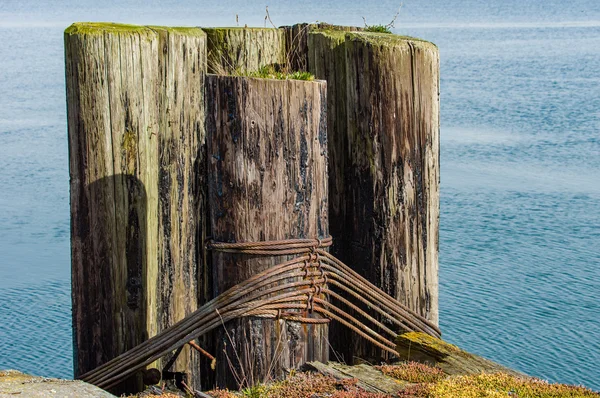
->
xmin=0 ymin=0 xmax=598 ymax=390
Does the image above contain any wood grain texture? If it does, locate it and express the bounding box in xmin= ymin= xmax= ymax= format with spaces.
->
xmin=205 ymin=74 xmax=329 ymax=388
xmin=307 ymin=30 xmax=353 ymax=362
xmin=284 ymin=24 xmax=362 ymax=72
xmin=306 ymin=362 xmax=409 ymax=394
xmin=345 ymin=32 xmax=440 ymax=360
xmin=203 ymin=28 xmax=286 ymax=75
xmin=67 ymin=21 xmax=440 ymax=391
xmin=151 ymin=26 xmax=207 ymax=389
xmin=396 ymin=332 xmax=522 ymax=376
xmin=307 ymin=30 xmax=350 ymax=265
xmin=65 ymin=23 xmax=207 ymax=393
xmin=308 ymin=31 xmax=440 ymax=363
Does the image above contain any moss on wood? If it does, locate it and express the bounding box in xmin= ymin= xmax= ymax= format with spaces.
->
xmin=64 ymin=23 xmax=205 ymax=40
xmin=65 ymin=22 xmax=149 ymax=35
xmin=396 ymin=332 xmax=522 ymax=377
xmin=146 ymin=26 xmax=206 ymax=36
xmin=345 ymin=31 xmax=437 ymax=49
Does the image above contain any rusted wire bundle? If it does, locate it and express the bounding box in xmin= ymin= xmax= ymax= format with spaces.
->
xmin=79 ymin=237 xmax=441 ymax=390
xmin=206 ymin=236 xmax=333 ymax=253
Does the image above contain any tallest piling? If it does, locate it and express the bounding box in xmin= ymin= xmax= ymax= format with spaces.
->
xmin=65 ymin=23 xmax=207 ymax=393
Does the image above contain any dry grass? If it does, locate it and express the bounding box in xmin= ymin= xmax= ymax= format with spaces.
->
xmin=205 ymin=388 xmax=238 ymax=398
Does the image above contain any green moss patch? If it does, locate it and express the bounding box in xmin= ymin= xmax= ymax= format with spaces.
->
xmin=147 ymin=26 xmax=205 ymax=36
xmin=396 ymin=331 xmax=462 ymax=360
xmin=65 ymin=22 xmax=150 ymax=35
xmin=65 ymin=22 xmax=206 ymax=37
xmin=65 ymin=22 xmax=204 ymax=37
xmin=346 ymin=31 xmax=436 ymax=49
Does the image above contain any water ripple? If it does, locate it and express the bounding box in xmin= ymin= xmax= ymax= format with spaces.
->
xmin=0 ymin=280 xmax=72 ymax=378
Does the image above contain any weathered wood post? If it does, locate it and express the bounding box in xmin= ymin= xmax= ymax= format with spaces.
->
xmin=66 ymin=20 xmax=440 ymax=391
xmin=308 ymin=30 xmax=440 ymax=363
xmin=283 ymin=23 xmax=361 ymax=72
xmin=65 ymin=23 xmax=207 ymax=393
xmin=203 ymin=27 xmax=286 ymax=74
xmin=306 ymin=29 xmax=354 ymax=358
xmin=205 ymin=75 xmax=329 ymax=387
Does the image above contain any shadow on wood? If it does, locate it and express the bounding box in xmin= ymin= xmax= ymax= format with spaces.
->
xmin=71 ymin=174 xmax=148 ymax=394
xmin=65 ymin=22 xmax=208 ymax=393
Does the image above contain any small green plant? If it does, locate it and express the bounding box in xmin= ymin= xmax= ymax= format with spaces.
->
xmin=362 ymin=3 xmax=403 ymax=34
xmin=208 ymin=7 xmax=316 ymax=81
xmin=364 ymin=25 xmax=392 ymax=34
xmin=247 ymin=64 xmax=314 ymax=81
xmin=241 ymin=384 xmax=267 ymax=398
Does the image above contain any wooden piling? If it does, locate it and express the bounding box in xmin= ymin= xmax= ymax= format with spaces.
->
xmin=65 ymin=23 xmax=207 ymax=393
xmin=151 ymin=26 xmax=208 ymax=389
xmin=284 ymin=23 xmax=362 ymax=72
xmin=203 ymin=28 xmax=286 ymax=75
xmin=308 ymin=31 xmax=440 ymax=363
xmin=205 ymin=75 xmax=329 ymax=388
xmin=307 ymin=30 xmax=353 ymax=361
xmin=345 ymin=32 xmax=440 ymax=326
xmin=66 ymin=20 xmax=440 ymax=391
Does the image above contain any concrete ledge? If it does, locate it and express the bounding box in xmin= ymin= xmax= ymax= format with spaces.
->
xmin=0 ymin=370 xmax=115 ymax=397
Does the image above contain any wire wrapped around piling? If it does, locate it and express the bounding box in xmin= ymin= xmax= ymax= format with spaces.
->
xmin=78 ymin=236 xmax=441 ymax=390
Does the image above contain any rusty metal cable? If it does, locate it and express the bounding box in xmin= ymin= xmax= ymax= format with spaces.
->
xmin=207 ymin=236 xmax=332 ymax=250
xmin=206 ymin=236 xmax=332 ymax=255
xmin=318 ymin=250 xmax=441 ymax=336
xmin=321 ymin=263 xmax=438 ymax=336
xmin=81 ymin=256 xmax=313 ymax=377
xmin=92 ymin=293 xmax=318 ymax=389
xmin=79 ymin=236 xmax=441 ymax=390
xmin=82 ymin=264 xmax=314 ymax=385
